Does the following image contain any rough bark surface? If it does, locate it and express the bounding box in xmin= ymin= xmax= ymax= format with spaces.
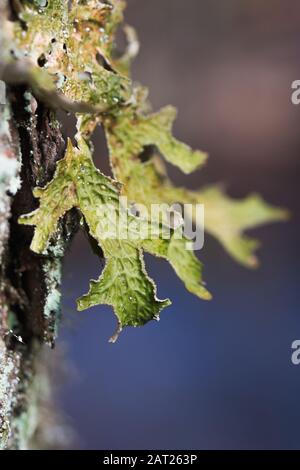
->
xmin=0 ymin=0 xmax=287 ymax=450
xmin=0 ymin=82 xmax=77 ymax=449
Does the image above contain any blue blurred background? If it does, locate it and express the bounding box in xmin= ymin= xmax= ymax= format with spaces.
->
xmin=57 ymin=0 xmax=300 ymax=449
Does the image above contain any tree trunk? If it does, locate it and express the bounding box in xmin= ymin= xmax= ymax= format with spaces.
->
xmin=0 ymin=83 xmax=77 ymax=449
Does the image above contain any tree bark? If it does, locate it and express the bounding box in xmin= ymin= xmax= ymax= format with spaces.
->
xmin=0 ymin=83 xmax=77 ymax=449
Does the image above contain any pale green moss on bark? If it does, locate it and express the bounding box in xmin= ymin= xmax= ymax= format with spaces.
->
xmin=0 ymin=93 xmax=69 ymax=448
xmin=0 ymin=5 xmax=74 ymax=444
xmin=0 ymin=343 xmax=21 ymax=449
xmin=0 ymin=99 xmax=23 ymax=448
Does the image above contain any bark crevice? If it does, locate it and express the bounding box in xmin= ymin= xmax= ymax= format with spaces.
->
xmin=0 ymin=84 xmax=77 ymax=449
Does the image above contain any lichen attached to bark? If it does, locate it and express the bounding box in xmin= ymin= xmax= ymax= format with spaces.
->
xmin=5 ymin=0 xmax=287 ymax=337
xmin=0 ymin=0 xmax=290 ymax=450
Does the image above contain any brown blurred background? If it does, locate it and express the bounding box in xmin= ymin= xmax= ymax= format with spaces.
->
xmin=125 ymin=0 xmax=300 ymax=201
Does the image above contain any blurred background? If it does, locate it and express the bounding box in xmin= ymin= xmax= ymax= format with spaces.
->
xmin=56 ymin=0 xmax=300 ymax=449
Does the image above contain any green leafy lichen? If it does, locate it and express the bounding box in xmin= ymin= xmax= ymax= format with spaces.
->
xmin=14 ymin=0 xmax=288 ymax=339
xmin=13 ymin=0 xmax=130 ymax=109
xmin=104 ymin=101 xmax=207 ymax=175
xmin=20 ymin=136 xmax=210 ymax=335
xmin=103 ymin=88 xmax=288 ymax=269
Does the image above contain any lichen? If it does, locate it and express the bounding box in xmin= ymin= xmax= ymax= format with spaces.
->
xmin=0 ymin=339 xmax=22 ymax=449
xmin=8 ymin=0 xmax=287 ymax=337
xmin=0 ymin=101 xmax=21 ymax=260
xmin=42 ymin=257 xmax=62 ymax=343
xmin=0 ymin=76 xmax=22 ymax=449
xmin=0 ymin=1 xmax=73 ymax=450
xmin=0 ymin=0 xmax=289 ymax=450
